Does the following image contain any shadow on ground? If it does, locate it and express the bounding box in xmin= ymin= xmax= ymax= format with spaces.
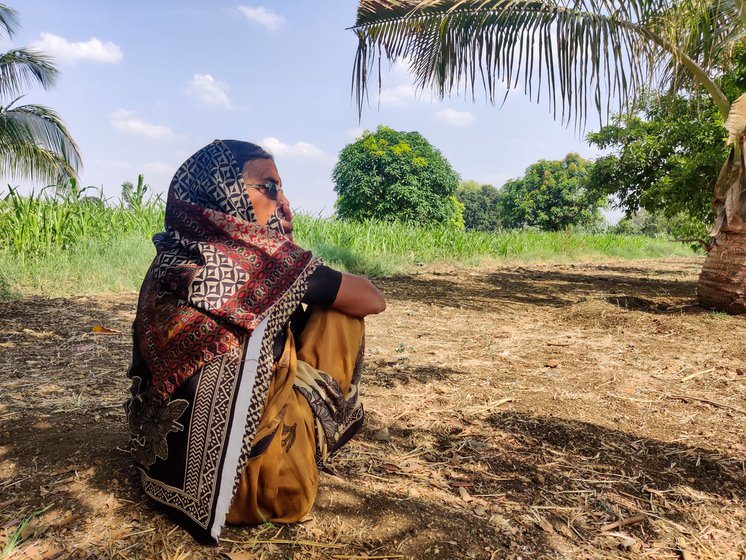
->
xmin=379 ymin=264 xmax=700 ymax=312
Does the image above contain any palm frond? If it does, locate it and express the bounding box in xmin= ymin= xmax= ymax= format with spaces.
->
xmin=0 ymin=49 xmax=58 ymax=98
xmin=0 ymin=103 xmax=81 ymax=183
xmin=352 ymin=0 xmax=739 ymax=125
xmin=0 ymin=138 xmax=76 ymax=184
xmin=0 ymin=3 xmax=19 ymax=41
xmin=653 ymin=0 xmax=742 ymax=94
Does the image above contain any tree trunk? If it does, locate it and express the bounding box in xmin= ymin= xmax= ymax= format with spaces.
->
xmin=697 ymin=230 xmax=746 ymax=313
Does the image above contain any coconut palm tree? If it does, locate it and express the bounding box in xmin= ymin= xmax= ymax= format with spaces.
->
xmin=350 ymin=0 xmax=746 ymax=312
xmin=0 ymin=3 xmax=81 ymax=185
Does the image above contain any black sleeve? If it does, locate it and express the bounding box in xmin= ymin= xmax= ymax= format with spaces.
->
xmin=302 ymin=265 xmax=342 ymax=307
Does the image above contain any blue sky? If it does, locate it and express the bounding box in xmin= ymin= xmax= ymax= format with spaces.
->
xmin=9 ymin=1 xmax=605 ymax=217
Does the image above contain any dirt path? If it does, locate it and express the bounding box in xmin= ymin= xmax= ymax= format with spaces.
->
xmin=1 ymin=257 xmax=744 ymax=559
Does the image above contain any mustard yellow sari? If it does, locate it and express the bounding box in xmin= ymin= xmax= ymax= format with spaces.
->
xmin=228 ymin=307 xmax=365 ymax=524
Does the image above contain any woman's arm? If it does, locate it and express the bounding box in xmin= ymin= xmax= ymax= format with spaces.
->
xmin=331 ymin=272 xmax=386 ymax=318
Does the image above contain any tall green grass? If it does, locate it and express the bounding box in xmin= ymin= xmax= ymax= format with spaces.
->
xmin=293 ymin=215 xmax=698 ymax=276
xmin=0 ymin=189 xmax=697 ymax=297
xmin=0 ymin=185 xmax=162 ymax=257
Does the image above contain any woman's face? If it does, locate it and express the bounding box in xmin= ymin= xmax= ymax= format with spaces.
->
xmin=242 ymin=158 xmax=281 ymax=224
xmin=242 ymin=158 xmax=294 ymax=239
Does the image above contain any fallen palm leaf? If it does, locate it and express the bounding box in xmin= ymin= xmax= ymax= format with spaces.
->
xmin=91 ymin=325 xmax=122 ymax=335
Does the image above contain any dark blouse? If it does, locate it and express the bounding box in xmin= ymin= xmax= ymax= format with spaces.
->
xmin=272 ymin=264 xmax=342 ymax=359
xmin=303 ymin=265 xmax=343 ymax=307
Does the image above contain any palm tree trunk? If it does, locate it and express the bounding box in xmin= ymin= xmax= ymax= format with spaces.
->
xmin=698 ymin=229 xmax=746 ymax=313
xmin=697 ymin=137 xmax=746 ymax=314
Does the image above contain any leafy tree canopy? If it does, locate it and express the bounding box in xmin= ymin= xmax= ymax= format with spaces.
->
xmin=332 ymin=125 xmax=461 ymax=226
xmin=456 ymin=180 xmax=501 ymax=231
xmin=586 ymin=92 xmax=727 ymax=224
xmin=586 ymin=48 xmax=746 ymax=224
xmin=497 ymin=153 xmax=604 ymax=231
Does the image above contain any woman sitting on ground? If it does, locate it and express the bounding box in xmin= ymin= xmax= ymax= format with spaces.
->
xmin=125 ymin=139 xmax=385 ymax=542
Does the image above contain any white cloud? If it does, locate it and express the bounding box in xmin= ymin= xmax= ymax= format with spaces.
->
xmin=29 ymin=32 xmax=123 ymax=65
xmin=110 ymin=109 xmax=181 ymax=141
xmin=435 ymin=108 xmax=475 ymax=126
xmin=261 ymin=137 xmax=327 ymax=159
xmin=237 ymin=6 xmax=286 ymax=30
xmin=374 ymin=59 xmax=435 ymax=107
xmin=186 ymin=74 xmax=233 ymax=109
xmin=379 ymin=84 xmax=420 ymax=107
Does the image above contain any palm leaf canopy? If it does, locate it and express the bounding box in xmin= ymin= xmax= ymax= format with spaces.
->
xmin=0 ymin=48 xmax=58 ymax=97
xmin=352 ymin=0 xmax=743 ymax=125
xmin=0 ymin=103 xmax=81 ymax=183
xmin=0 ymin=4 xmax=79 ymax=184
xmin=0 ymin=3 xmax=18 ymax=41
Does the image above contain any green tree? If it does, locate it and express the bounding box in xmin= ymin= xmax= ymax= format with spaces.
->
xmin=497 ymin=154 xmax=603 ymax=231
xmin=456 ymin=180 xmax=502 ymax=231
xmin=332 ymin=125 xmax=461 ymax=226
xmin=0 ymin=4 xmax=81 ymax=184
xmin=586 ymin=46 xmax=746 ymax=226
xmin=348 ymin=0 xmax=746 ymax=312
xmin=587 ymin=91 xmax=726 ymax=224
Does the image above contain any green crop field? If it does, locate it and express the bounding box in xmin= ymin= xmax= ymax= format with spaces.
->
xmin=0 ymin=189 xmax=698 ymax=298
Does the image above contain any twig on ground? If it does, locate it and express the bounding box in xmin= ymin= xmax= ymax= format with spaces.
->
xmin=676 ymin=537 xmax=694 ymax=560
xmin=1 ymin=475 xmax=33 ymax=488
xmin=600 ymin=514 xmax=645 ymax=532
xmin=462 ymin=397 xmax=514 ymax=414
xmin=126 ymin=527 xmax=156 ymax=538
xmin=680 ymin=368 xmax=715 ymax=382
xmin=333 ymin=556 xmax=404 ymax=559
xmin=664 ymin=393 xmax=746 ymax=415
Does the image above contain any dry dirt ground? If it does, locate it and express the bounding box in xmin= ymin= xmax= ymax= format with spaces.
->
xmin=1 ymin=257 xmax=745 ymax=560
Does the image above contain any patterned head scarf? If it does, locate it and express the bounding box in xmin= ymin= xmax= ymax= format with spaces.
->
xmin=135 ymin=139 xmax=318 ymax=399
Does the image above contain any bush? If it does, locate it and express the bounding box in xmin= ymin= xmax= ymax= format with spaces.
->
xmin=332 ymin=125 xmax=461 ymax=226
